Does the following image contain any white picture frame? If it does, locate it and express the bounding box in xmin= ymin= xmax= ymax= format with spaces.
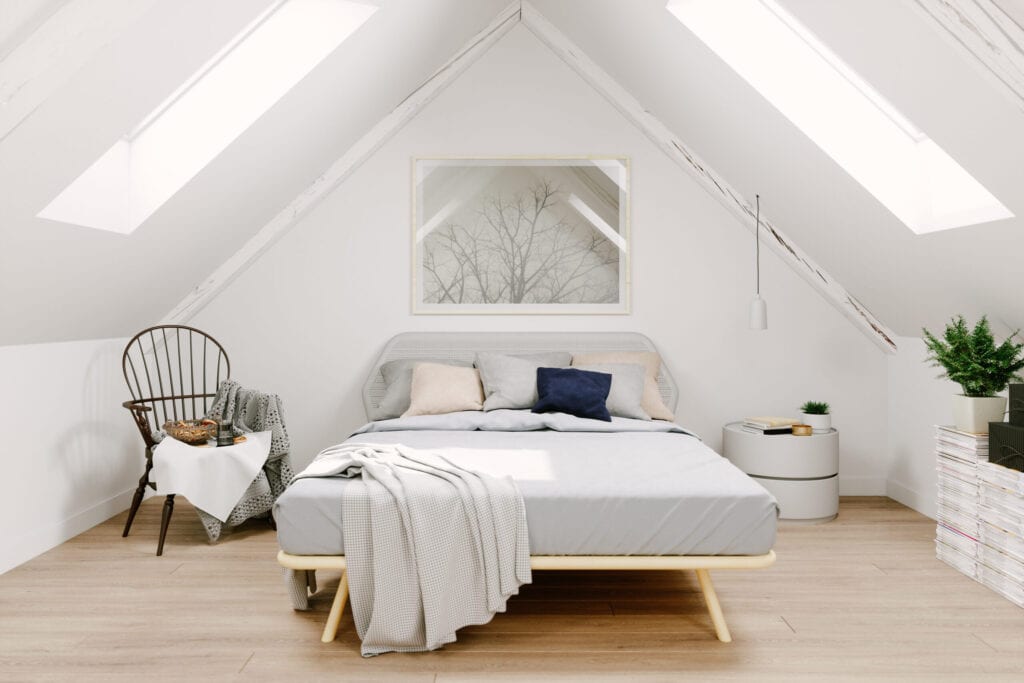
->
xmin=412 ymin=156 xmax=630 ymax=315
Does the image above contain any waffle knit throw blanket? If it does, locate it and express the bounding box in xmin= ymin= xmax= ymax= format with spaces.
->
xmin=292 ymin=443 xmax=531 ymax=656
xmin=200 ymin=380 xmax=294 ymax=541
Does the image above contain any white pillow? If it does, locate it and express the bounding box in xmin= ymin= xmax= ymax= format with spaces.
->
xmin=572 ymin=363 xmax=650 ymax=420
xmin=403 ymin=363 xmax=484 ymax=417
xmin=476 ymin=352 xmax=572 ymax=411
xmin=373 ymin=358 xmax=472 ymax=420
xmin=571 ymin=351 xmax=674 ymax=421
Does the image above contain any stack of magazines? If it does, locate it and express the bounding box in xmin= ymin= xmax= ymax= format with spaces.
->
xmin=977 ymin=461 xmax=1024 ymax=607
xmin=934 ymin=425 xmax=1024 ymax=607
xmin=934 ymin=426 xmax=985 ymax=578
xmin=741 ymin=416 xmax=799 ymax=435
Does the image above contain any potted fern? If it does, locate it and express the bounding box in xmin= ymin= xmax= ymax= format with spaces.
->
xmin=800 ymin=401 xmax=831 ymax=434
xmin=923 ymin=315 xmax=1024 ymax=433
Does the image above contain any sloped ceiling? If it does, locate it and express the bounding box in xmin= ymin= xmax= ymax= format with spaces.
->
xmin=528 ymin=0 xmax=1024 ymax=338
xmin=2 ymin=0 xmax=1022 ymax=346
xmin=0 ymin=0 xmax=512 ymax=345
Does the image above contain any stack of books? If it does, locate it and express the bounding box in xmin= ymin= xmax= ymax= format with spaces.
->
xmin=741 ymin=416 xmax=799 ymax=435
xmin=934 ymin=425 xmax=1024 ymax=608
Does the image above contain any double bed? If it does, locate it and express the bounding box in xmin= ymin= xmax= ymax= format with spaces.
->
xmin=274 ymin=332 xmax=778 ymax=644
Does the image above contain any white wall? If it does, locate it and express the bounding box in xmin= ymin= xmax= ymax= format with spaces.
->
xmin=191 ymin=26 xmax=889 ymax=492
xmin=886 ymin=335 xmax=964 ymax=519
xmin=0 ymin=338 xmax=139 ymax=574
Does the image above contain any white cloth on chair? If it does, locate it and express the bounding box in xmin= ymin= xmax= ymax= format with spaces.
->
xmin=151 ymin=430 xmax=272 ymax=521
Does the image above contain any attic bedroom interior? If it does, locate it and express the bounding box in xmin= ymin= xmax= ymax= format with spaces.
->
xmin=3 ymin=0 xmax=1024 ymax=679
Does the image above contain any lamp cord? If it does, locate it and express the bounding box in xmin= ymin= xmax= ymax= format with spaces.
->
xmin=755 ymin=194 xmax=760 ymax=296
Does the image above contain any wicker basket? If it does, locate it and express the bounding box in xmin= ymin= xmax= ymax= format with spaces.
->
xmin=163 ymin=419 xmax=217 ymax=445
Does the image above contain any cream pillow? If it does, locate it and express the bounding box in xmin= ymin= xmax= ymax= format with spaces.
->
xmin=571 ymin=351 xmax=674 ymax=421
xmin=403 ymin=362 xmax=485 ymax=417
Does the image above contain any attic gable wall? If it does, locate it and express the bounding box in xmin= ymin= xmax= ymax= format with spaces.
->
xmin=166 ymin=1 xmax=897 ymax=353
xmin=188 ymin=25 xmax=890 ymax=493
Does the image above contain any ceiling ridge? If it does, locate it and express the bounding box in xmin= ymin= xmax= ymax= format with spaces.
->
xmin=163 ymin=0 xmax=897 ymax=353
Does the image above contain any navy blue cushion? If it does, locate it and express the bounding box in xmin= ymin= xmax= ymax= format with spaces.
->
xmin=532 ymin=367 xmax=613 ymax=422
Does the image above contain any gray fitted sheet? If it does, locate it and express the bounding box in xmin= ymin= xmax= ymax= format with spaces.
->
xmin=275 ymin=415 xmax=777 ymax=556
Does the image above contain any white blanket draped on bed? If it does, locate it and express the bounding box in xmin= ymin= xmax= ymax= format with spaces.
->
xmin=291 ymin=442 xmax=531 ymax=656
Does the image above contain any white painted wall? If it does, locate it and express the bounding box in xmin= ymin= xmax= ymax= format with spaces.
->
xmin=191 ymin=27 xmax=889 ymax=493
xmin=886 ymin=332 xmax=1019 ymax=520
xmin=0 ymin=338 xmax=139 ymax=574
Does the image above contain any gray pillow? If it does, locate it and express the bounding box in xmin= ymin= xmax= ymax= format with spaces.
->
xmin=475 ymin=352 xmax=572 ymax=411
xmin=572 ymin=363 xmax=650 ymax=420
xmin=372 ymin=358 xmax=472 ymax=420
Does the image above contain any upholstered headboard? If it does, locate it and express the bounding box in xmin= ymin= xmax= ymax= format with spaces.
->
xmin=362 ymin=332 xmax=677 ymax=420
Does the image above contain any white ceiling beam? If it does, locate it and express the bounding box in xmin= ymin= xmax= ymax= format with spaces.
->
xmin=911 ymin=0 xmax=1024 ymax=112
xmin=520 ymin=1 xmax=898 ymax=353
xmin=0 ymin=0 xmax=159 ymax=145
xmin=162 ymin=1 xmax=522 ymax=324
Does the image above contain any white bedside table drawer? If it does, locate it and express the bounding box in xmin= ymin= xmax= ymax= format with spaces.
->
xmin=752 ymin=475 xmax=839 ymax=522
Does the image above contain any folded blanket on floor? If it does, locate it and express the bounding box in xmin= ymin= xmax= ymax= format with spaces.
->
xmin=292 ymin=442 xmax=531 ymax=656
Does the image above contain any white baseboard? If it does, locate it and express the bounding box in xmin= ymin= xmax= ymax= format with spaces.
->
xmin=838 ymin=475 xmax=886 ymax=496
xmin=886 ymin=478 xmax=936 ymax=520
xmin=0 ymin=487 xmax=136 ymax=575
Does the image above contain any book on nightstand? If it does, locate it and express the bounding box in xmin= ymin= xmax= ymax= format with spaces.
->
xmin=742 ymin=417 xmax=800 ymax=434
xmin=744 ymin=416 xmax=800 ymax=429
xmin=740 ymin=425 xmax=794 ymax=435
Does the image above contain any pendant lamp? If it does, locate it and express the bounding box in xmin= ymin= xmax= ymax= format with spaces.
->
xmin=749 ymin=194 xmax=767 ymax=330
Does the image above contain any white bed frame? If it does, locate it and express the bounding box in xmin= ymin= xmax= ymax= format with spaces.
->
xmin=278 ymin=332 xmax=776 ymax=644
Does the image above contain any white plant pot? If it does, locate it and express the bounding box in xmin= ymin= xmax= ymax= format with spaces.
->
xmin=951 ymin=395 xmax=1006 ymax=434
xmin=801 ymin=413 xmax=831 ymax=434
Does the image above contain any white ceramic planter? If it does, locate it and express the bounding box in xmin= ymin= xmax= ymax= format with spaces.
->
xmin=801 ymin=412 xmax=832 ymax=434
xmin=951 ymin=395 xmax=1006 ymax=434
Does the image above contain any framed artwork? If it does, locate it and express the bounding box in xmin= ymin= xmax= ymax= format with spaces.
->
xmin=412 ymin=157 xmax=630 ymax=314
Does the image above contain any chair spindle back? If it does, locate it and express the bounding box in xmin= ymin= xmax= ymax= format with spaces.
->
xmin=122 ymin=325 xmax=230 ymax=435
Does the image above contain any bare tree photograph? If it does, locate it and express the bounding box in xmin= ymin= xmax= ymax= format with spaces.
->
xmin=413 ymin=158 xmax=629 ymax=314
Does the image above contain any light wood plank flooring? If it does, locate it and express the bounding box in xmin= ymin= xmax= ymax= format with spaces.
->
xmin=1 ymin=497 xmax=1023 ymax=681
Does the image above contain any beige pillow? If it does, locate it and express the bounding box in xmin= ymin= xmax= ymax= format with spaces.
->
xmin=571 ymin=351 xmax=674 ymax=421
xmin=403 ymin=362 xmax=485 ymax=417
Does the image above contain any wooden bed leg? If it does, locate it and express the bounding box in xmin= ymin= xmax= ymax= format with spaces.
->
xmin=321 ymin=571 xmax=349 ymax=643
xmin=695 ymin=569 xmax=732 ymax=643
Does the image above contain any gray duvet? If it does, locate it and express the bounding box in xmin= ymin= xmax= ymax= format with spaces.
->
xmin=275 ymin=410 xmax=778 ymax=556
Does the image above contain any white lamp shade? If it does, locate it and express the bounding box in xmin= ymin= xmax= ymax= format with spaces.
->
xmin=749 ymin=295 xmax=767 ymax=330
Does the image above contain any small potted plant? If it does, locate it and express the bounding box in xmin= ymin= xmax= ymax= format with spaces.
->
xmin=800 ymin=401 xmax=831 ymax=434
xmin=923 ymin=315 xmax=1024 ymax=433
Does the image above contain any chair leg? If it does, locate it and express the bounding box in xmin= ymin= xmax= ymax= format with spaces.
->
xmin=122 ymin=483 xmax=146 ymax=538
xmin=157 ymin=495 xmax=175 ymax=556
xmin=122 ymin=452 xmax=153 ymax=538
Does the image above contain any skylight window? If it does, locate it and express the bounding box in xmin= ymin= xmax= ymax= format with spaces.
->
xmin=666 ymin=0 xmax=1012 ymax=234
xmin=39 ymin=0 xmax=376 ymax=234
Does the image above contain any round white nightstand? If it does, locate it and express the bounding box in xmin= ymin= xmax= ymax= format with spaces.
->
xmin=722 ymin=422 xmax=839 ymax=523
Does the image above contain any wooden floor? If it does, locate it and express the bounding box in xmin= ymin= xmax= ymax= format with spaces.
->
xmin=2 ymin=498 xmax=1023 ymax=682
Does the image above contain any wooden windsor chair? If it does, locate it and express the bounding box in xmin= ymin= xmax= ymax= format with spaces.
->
xmin=121 ymin=325 xmax=230 ymax=555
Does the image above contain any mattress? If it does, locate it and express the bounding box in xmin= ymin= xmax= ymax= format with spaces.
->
xmin=275 ymin=411 xmax=778 ymax=556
